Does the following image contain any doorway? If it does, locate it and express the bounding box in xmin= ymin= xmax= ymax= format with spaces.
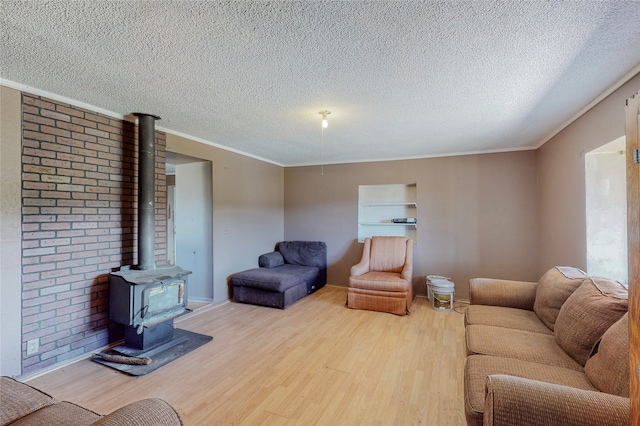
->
xmin=585 ymin=136 xmax=628 ymax=284
xmin=166 ymin=152 xmax=214 ymax=305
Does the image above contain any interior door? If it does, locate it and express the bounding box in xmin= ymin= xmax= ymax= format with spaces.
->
xmin=626 ymin=90 xmax=639 ymax=424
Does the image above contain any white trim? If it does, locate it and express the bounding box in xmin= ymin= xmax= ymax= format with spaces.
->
xmin=0 ymin=79 xmax=125 ymax=120
xmin=286 ymin=145 xmax=537 ymax=167
xmin=160 ymin=127 xmax=284 ymax=167
xmin=5 ymin=65 xmax=639 ymax=169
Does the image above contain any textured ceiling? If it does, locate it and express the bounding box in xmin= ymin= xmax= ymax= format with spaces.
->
xmin=2 ymin=1 xmax=640 ymax=166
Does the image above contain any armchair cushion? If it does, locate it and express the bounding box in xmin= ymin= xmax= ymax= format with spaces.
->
xmin=369 ymin=237 xmax=407 ymax=272
xmin=554 ymin=277 xmax=628 ymax=366
xmin=348 ymin=271 xmax=407 ymax=292
xmin=532 ymin=266 xmax=587 ymax=331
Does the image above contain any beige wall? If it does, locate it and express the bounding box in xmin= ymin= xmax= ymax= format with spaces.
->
xmin=166 ymin=134 xmax=284 ymax=305
xmin=537 ymin=73 xmax=640 ymax=277
xmin=284 ymin=151 xmax=539 ymax=300
xmin=1 ymin=86 xmax=22 ymax=376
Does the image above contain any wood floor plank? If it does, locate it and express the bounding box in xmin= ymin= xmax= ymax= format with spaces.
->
xmin=26 ymin=285 xmax=467 ymax=425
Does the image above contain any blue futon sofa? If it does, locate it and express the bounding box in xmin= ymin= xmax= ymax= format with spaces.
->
xmin=230 ymin=241 xmax=327 ymax=309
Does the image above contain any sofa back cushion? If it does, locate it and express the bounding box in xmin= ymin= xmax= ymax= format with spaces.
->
xmin=584 ymin=313 xmax=629 ymax=397
xmin=277 ymin=241 xmax=327 ymax=288
xmin=369 ymin=236 xmax=407 ymax=273
xmin=533 ymin=266 xmax=587 ymax=331
xmin=554 ymin=277 xmax=628 ymax=366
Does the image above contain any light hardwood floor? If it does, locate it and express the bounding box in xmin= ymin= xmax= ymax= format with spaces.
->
xmin=27 ymin=285 xmax=468 ymax=425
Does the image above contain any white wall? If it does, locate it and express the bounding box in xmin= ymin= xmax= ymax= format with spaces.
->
xmin=176 ymin=161 xmax=214 ymax=301
xmin=166 ymin=134 xmax=285 ymax=306
xmin=1 ymin=86 xmax=23 ymax=377
xmin=537 ymin=73 xmax=640 ymax=276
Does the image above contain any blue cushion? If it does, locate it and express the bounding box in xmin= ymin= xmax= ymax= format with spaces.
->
xmin=259 ymin=251 xmax=285 ymax=268
xmin=231 ymin=265 xmax=319 ymax=293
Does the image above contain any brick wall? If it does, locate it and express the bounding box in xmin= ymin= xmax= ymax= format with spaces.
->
xmin=21 ymin=93 xmax=167 ymax=373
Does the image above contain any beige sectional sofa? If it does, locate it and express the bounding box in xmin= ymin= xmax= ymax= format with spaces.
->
xmin=463 ymin=266 xmax=630 ymax=426
xmin=1 ymin=376 xmax=182 ymax=425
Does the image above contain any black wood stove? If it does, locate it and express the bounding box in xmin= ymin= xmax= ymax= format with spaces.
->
xmin=109 ymin=114 xmax=192 ymax=354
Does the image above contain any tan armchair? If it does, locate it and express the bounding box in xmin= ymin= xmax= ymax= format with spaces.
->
xmin=347 ymin=236 xmax=414 ymax=315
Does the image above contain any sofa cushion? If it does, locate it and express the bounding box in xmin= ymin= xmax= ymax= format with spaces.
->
xmin=11 ymin=401 xmax=101 ymax=425
xmin=231 ymin=265 xmax=318 ymax=292
xmin=533 ymin=266 xmax=587 ymax=331
xmin=554 ymin=277 xmax=628 ymax=366
xmin=465 ymin=325 xmax=583 ymax=371
xmin=584 ymin=312 xmax=629 ymax=397
xmin=0 ymin=376 xmax=56 ymax=425
xmin=258 ymin=251 xmax=284 ymax=268
xmin=277 ymin=241 xmax=326 ymax=269
xmin=464 ymin=355 xmax=597 ymax=426
xmin=464 ymin=305 xmax=552 ymax=334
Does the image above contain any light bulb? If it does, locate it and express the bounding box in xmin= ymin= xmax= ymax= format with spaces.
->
xmin=319 ymin=110 xmax=331 ymax=129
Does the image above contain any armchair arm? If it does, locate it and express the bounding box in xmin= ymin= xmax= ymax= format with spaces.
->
xmin=484 ymin=375 xmax=629 ymax=426
xmin=350 ymin=238 xmax=371 ymax=276
xmin=469 ymin=278 xmax=537 ymax=310
xmin=401 ymin=238 xmax=413 ymax=283
xmin=91 ymin=398 xmax=183 ymax=425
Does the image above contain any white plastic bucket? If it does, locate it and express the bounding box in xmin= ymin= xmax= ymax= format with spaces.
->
xmin=426 ymin=275 xmax=455 ymax=312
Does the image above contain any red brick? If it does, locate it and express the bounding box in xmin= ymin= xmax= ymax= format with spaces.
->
xmin=41 ymin=175 xmax=71 ymax=184
xmin=23 ymin=290 xmax=55 ymax=305
xmin=56 ymin=105 xmax=85 ymax=118
xmin=71 ymin=132 xmax=97 ymax=143
xmin=23 ymin=164 xmax=56 ymax=174
xmin=56 ymin=122 xmax=84 ymax=133
xmin=41 ymin=109 xmax=71 ymax=122
xmin=56 ymin=274 xmax=86 ymax=285
xmin=40 ymin=207 xmax=71 ymax=215
xmin=24 ymin=113 xmax=55 ymax=126
xmin=41 ymin=158 xmax=71 ymax=169
xmin=23 ymin=96 xmax=55 ymax=110
xmin=57 ymin=137 xmax=85 ymax=148
xmin=40 ymin=125 xmax=71 ymax=138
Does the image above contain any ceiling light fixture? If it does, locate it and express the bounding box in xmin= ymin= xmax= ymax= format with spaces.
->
xmin=319 ymin=110 xmax=331 ymax=128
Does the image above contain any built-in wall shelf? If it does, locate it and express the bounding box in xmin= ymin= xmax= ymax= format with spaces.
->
xmin=361 ymin=202 xmax=418 ymax=207
xmin=358 ymin=183 xmax=417 ymax=243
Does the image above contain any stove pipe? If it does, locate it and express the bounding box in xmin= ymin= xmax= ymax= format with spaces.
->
xmin=133 ymin=113 xmax=160 ymax=270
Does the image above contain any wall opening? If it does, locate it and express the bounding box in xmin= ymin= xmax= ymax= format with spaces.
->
xmin=585 ymin=136 xmax=627 ymax=284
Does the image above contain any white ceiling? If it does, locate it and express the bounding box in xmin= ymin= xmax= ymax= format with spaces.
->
xmin=2 ymin=1 xmax=640 ymax=167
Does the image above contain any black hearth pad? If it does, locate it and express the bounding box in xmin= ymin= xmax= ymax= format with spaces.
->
xmin=92 ymin=329 xmax=212 ymax=376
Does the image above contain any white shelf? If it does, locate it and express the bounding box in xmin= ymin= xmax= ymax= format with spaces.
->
xmin=361 ymin=202 xmax=417 ymax=207
xmin=358 ymin=183 xmax=417 ymax=242
xmin=359 ymin=222 xmax=417 ymax=228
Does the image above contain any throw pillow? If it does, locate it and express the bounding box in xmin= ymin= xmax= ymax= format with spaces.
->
xmin=584 ymin=312 xmax=629 ymax=397
xmin=554 ymin=277 xmax=628 ymax=366
xmin=533 ymin=266 xmax=587 ymax=331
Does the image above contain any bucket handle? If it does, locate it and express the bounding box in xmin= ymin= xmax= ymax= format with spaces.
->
xmin=433 ymin=292 xmax=454 ymax=304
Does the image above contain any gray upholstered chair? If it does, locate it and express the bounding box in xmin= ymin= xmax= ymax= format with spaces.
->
xmin=347 ymin=236 xmax=414 ymax=315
